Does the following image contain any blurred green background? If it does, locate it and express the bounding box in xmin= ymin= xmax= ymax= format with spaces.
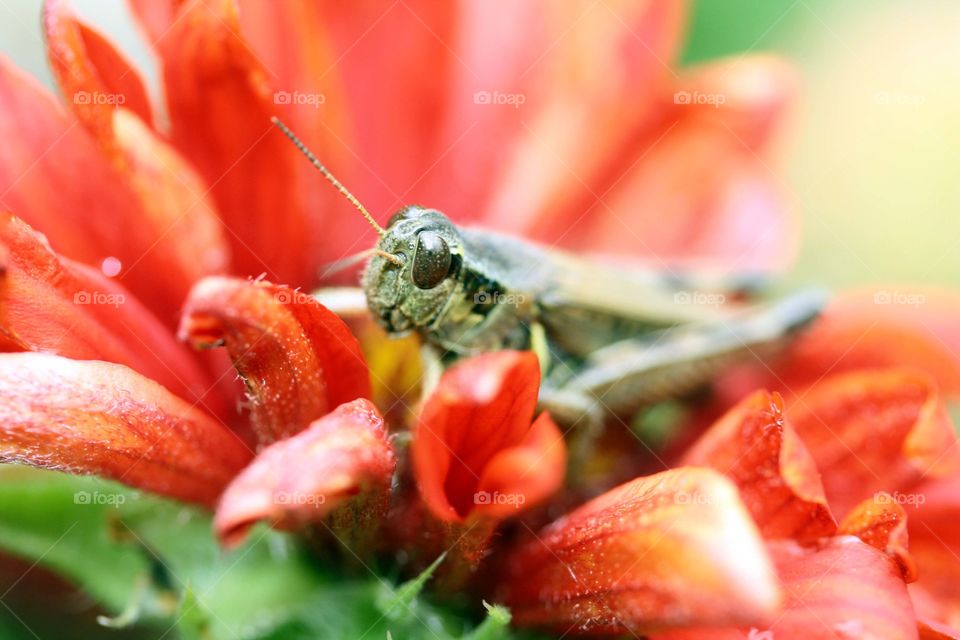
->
xmin=1 ymin=0 xmax=958 ymax=638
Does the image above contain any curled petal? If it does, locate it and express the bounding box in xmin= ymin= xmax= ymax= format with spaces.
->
xmin=654 ymin=537 xmax=919 ymax=640
xmin=0 ymin=352 xmax=251 ymax=506
xmin=788 ymin=369 xmax=960 ymax=516
xmin=0 ymin=214 xmax=224 ymax=415
xmin=503 ymin=467 xmax=780 ymax=635
xmin=839 ymin=492 xmax=917 ymax=582
xmin=214 ymin=399 xmax=395 ymax=547
xmin=412 ymin=351 xmax=564 ymax=522
xmin=179 ymin=276 xmax=370 ymax=444
xmin=683 ymin=390 xmax=837 ymax=542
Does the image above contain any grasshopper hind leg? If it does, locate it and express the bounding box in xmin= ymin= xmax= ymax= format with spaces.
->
xmin=538 ymin=289 xmax=826 ymax=426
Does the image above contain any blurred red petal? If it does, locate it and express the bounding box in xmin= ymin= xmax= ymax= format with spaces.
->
xmin=127 ymin=0 xmax=182 ymax=46
xmin=906 ymin=475 xmax=960 ymax=631
xmin=0 ymin=352 xmax=251 ymax=506
xmin=214 ymin=399 xmax=394 ymax=547
xmin=179 ymin=276 xmax=370 ymax=444
xmin=682 ymin=390 xmax=837 ymax=542
xmin=779 ymin=289 xmax=960 ymax=396
xmin=0 ymin=214 xmax=225 ymax=417
xmin=503 ymin=466 xmax=780 ymax=635
xmin=412 ymin=351 xmax=564 ymax=522
xmin=839 ymin=492 xmax=918 ymax=582
xmin=0 ymin=51 xmax=227 ymax=325
xmin=158 ymin=0 xmax=339 ymax=285
xmin=654 ymin=537 xmax=918 ymax=640
xmin=44 ymin=0 xmax=152 ymax=138
xmin=788 ymin=369 xmax=960 ymax=516
xmin=483 ymin=1 xmax=686 ymax=237
xmin=919 ymin=619 xmax=960 ymax=640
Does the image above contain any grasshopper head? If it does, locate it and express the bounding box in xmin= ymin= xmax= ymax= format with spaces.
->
xmin=362 ymin=206 xmax=464 ymax=335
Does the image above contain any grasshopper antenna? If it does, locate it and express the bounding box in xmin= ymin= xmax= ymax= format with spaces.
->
xmin=270 ymin=116 xmax=387 ymax=237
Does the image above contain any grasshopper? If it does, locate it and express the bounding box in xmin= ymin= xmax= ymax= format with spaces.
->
xmin=272 ymin=118 xmax=824 ymax=429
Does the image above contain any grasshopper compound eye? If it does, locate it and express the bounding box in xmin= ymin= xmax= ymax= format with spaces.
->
xmin=412 ymin=231 xmax=452 ymax=288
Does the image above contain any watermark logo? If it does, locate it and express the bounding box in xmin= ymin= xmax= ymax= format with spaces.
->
xmin=673 ymin=90 xmax=726 ymax=109
xmin=473 ymin=90 xmax=526 ymax=109
xmin=673 ymin=290 xmax=726 ymax=307
xmin=873 ymin=289 xmax=925 ymax=308
xmin=73 ymin=90 xmax=126 ymax=106
xmin=874 ymin=491 xmax=926 ymax=508
xmin=275 ymin=492 xmax=326 ymax=508
xmin=474 ymin=291 xmax=527 ymax=307
xmin=273 ymin=90 xmax=326 ymax=109
xmin=273 ymin=289 xmax=315 ymax=305
xmin=74 ymin=491 xmax=126 ymax=507
xmin=473 ymin=490 xmax=526 ymax=509
xmin=674 ymin=490 xmax=717 ymax=506
xmin=74 ymin=291 xmax=125 ymax=307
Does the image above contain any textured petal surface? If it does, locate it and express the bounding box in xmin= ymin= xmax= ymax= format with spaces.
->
xmin=0 ymin=352 xmax=251 ymax=506
xmin=412 ymin=351 xmax=564 ymax=522
xmin=682 ymin=390 xmax=836 ymax=542
xmin=839 ymin=492 xmax=917 ymax=582
xmin=787 ymin=369 xmax=960 ymax=516
xmin=654 ymin=537 xmax=918 ymax=640
xmin=179 ymin=276 xmax=370 ymax=445
xmin=214 ymin=399 xmax=394 ymax=546
xmin=503 ymin=467 xmax=780 ymax=635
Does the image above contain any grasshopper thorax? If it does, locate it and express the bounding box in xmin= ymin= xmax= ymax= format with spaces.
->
xmin=362 ymin=206 xmax=464 ymax=335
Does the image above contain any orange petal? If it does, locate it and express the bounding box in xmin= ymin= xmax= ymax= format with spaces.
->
xmin=905 ymin=475 xmax=960 ymax=631
xmin=653 ymin=537 xmax=919 ymax=640
xmin=411 ymin=351 xmax=564 ymax=522
xmin=483 ymin=1 xmax=687 ymax=237
xmin=0 ymin=213 xmax=226 ymax=417
xmin=502 ymin=466 xmax=780 ymax=635
xmin=787 ymin=368 xmax=960 ymax=516
xmin=682 ymin=390 xmax=837 ymax=542
xmin=1 ymin=48 xmax=227 ymax=325
xmin=127 ymin=0 xmax=184 ymax=46
xmin=839 ymin=492 xmax=918 ymax=582
xmin=179 ymin=276 xmax=370 ymax=444
xmin=214 ymin=399 xmax=394 ymax=547
xmin=44 ymin=0 xmax=152 ymax=139
xmin=0 ymin=352 xmax=251 ymax=506
xmin=919 ymin=619 xmax=960 ymax=640
xmin=778 ymin=289 xmax=960 ymax=396
xmin=158 ymin=0 xmax=346 ymax=286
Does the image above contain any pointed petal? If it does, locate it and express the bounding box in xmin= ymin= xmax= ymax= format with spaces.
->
xmin=44 ymin=0 xmax=153 ymax=137
xmin=503 ymin=466 xmax=780 ymax=635
xmin=0 ymin=352 xmax=251 ymax=506
xmin=214 ymin=399 xmax=394 ymax=547
xmin=179 ymin=276 xmax=370 ymax=444
xmin=158 ymin=0 xmax=346 ymax=285
xmin=0 ymin=51 xmax=226 ymax=325
xmin=787 ymin=369 xmax=960 ymax=516
xmin=682 ymin=390 xmax=837 ymax=542
xmin=839 ymin=492 xmax=918 ymax=582
xmin=412 ymin=351 xmax=564 ymax=522
xmin=0 ymin=213 xmax=226 ymax=417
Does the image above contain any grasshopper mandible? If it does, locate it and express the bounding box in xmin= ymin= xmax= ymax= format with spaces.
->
xmin=272 ymin=118 xmax=824 ymax=429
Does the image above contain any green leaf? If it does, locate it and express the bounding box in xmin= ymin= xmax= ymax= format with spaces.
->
xmin=0 ymin=467 xmax=544 ymax=640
